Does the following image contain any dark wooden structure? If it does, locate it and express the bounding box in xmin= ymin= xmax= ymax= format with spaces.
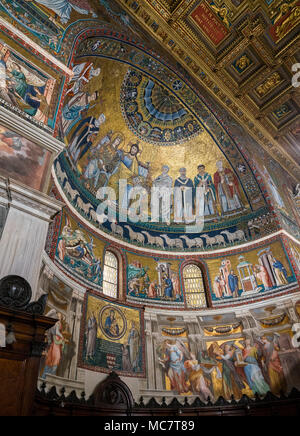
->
xmin=33 ymin=372 xmax=300 ymax=417
xmin=0 ymin=276 xmax=55 ymax=416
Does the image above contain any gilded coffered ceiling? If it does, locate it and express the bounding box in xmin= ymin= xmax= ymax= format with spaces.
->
xmin=106 ymin=0 xmax=300 ymax=177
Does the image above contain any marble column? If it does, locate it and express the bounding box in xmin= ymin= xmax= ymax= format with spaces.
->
xmin=0 ymin=179 xmax=64 ymax=301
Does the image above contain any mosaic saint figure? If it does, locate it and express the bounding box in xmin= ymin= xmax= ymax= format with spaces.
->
xmin=110 ymin=142 xmax=147 ymax=210
xmin=271 ymin=256 xmax=288 ymax=286
xmin=128 ymin=321 xmax=140 ymax=372
xmin=153 ymin=165 xmax=173 ymax=222
xmin=261 ymin=165 xmax=285 ymax=209
xmin=194 ymin=165 xmax=217 ymax=217
xmin=104 ymin=310 xmax=119 ymax=338
xmin=66 ymin=62 xmax=101 ymax=96
xmin=228 ymin=270 xmax=239 ymax=298
xmin=171 ymin=273 xmax=181 ymax=301
xmin=68 ymin=113 xmax=106 ymax=163
xmin=86 ymin=312 xmax=98 ymax=360
xmin=214 ymin=161 xmax=243 ymax=215
xmin=122 ymin=345 xmax=132 ymax=372
xmin=0 ymin=53 xmax=18 ymax=106
xmin=147 ymin=281 xmax=157 ymax=299
xmin=8 ymin=63 xmax=28 ymax=99
xmin=254 ymin=258 xmax=273 ymax=290
xmin=1 ymin=58 xmax=49 ymax=119
xmin=163 ymin=275 xmax=174 ymax=299
xmin=83 ymin=132 xmax=123 ymax=189
xmin=174 ymin=168 xmax=194 ymax=223
xmin=213 ymin=275 xmax=224 ymax=299
xmin=62 ymin=91 xmax=98 ymax=137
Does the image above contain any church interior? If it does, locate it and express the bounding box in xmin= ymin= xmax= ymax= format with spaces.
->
xmin=0 ymin=0 xmax=300 ymax=417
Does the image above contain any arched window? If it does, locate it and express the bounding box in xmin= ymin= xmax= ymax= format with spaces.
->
xmin=183 ymin=264 xmax=207 ymax=308
xmin=103 ymin=250 xmax=118 ymax=299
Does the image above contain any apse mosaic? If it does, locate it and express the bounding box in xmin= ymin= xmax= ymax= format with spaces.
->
xmin=0 ymin=125 xmax=51 ymax=191
xmin=79 ymin=292 xmax=145 ymax=377
xmin=54 ymin=34 xmax=274 ymax=249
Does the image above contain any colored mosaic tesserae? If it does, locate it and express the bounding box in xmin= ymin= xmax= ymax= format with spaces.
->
xmin=0 ymin=0 xmax=299 ymax=418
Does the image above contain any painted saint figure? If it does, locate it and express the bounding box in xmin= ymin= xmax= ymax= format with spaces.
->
xmin=161 ymin=341 xmax=189 ymax=395
xmin=260 ymin=335 xmax=286 ymax=395
xmin=238 ymin=339 xmax=270 ymax=396
xmin=42 ymin=313 xmax=66 ymax=379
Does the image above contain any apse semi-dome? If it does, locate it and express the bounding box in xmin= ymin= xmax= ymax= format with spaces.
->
xmin=54 ymin=32 xmax=279 ymax=253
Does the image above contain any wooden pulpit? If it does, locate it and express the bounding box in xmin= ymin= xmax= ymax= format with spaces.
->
xmin=0 ymin=276 xmax=55 ymax=416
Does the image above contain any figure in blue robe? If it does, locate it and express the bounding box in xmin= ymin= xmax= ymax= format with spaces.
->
xmin=164 ymin=277 xmax=173 ymax=298
xmin=68 ymin=113 xmax=105 ymax=163
xmin=228 ymin=271 xmax=239 ymax=298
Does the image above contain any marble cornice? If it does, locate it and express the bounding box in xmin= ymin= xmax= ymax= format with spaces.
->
xmin=0 ymin=107 xmax=65 ymax=156
xmin=0 ymin=178 xmax=64 ymax=222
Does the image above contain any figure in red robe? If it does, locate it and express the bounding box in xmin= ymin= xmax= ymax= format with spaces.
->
xmin=214 ymin=160 xmax=243 ymax=215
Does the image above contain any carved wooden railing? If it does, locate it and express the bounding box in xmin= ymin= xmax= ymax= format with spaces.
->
xmin=34 ymin=372 xmax=300 ymax=416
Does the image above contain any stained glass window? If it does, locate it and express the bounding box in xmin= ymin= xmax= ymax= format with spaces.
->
xmin=103 ymin=251 xmax=118 ymax=298
xmin=183 ymin=264 xmax=207 ymax=308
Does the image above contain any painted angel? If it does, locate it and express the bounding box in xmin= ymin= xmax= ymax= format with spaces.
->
xmin=157 ymin=339 xmax=190 ymax=394
xmin=254 ymin=334 xmax=286 ymax=395
xmin=235 ymin=338 xmax=270 ymax=396
xmin=208 ymin=341 xmax=246 ymax=400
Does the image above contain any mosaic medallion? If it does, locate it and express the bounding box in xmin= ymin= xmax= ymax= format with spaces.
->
xmin=99 ymin=305 xmax=127 ymax=341
xmin=121 ymin=69 xmax=202 ymax=145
